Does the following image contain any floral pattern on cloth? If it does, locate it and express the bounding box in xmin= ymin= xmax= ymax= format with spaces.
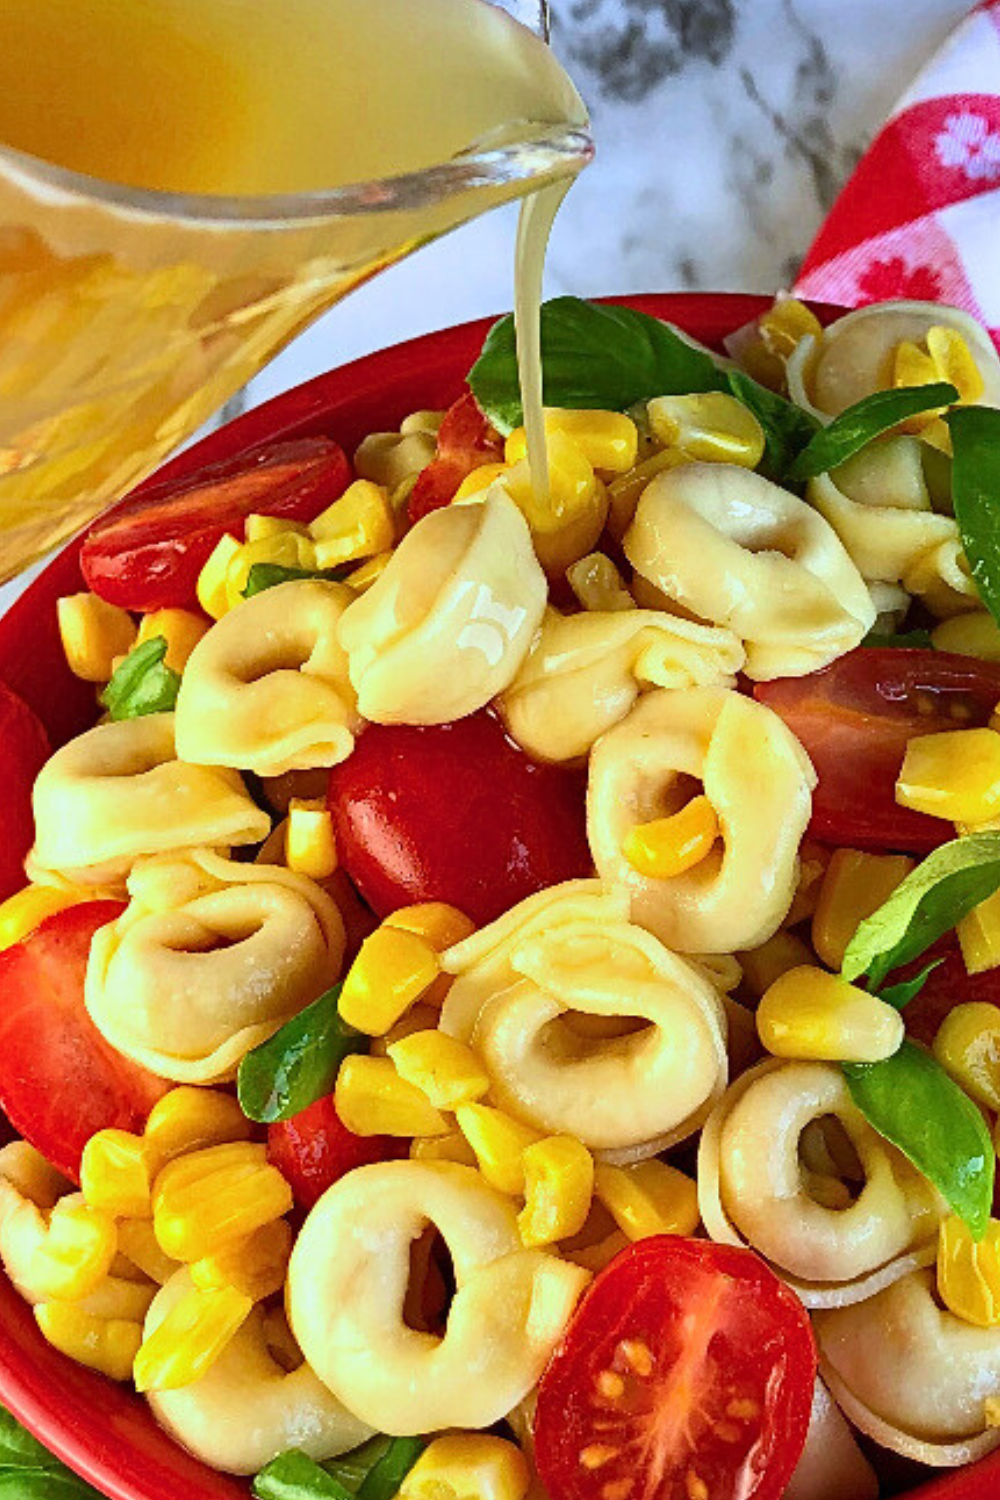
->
xmin=795 ymin=0 xmax=1000 ymax=352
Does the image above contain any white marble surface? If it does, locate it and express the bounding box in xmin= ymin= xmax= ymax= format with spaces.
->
xmin=0 ymin=0 xmax=975 ymax=611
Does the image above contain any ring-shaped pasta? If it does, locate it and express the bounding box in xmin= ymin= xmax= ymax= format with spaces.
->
xmin=175 ymin=580 xmax=360 ymax=777
xmin=698 ymin=1059 xmax=943 ymax=1307
xmin=815 ymin=1269 xmax=1000 ymax=1467
xmin=145 ymin=1270 xmax=372 ymax=1475
xmin=441 ymin=881 xmax=728 ymax=1160
xmin=624 ymin=463 xmax=874 ymax=679
xmin=28 ymin=714 xmax=269 ymax=889
xmin=587 ymin=688 xmax=816 ymax=955
xmin=286 ymin=1160 xmax=589 ymax=1434
xmin=498 ymin=605 xmax=745 ymax=763
xmin=785 ymin=1377 xmax=878 ymax=1500
xmin=86 ymin=850 xmax=345 ymax=1084
xmin=337 ymin=489 xmax=547 ymax=725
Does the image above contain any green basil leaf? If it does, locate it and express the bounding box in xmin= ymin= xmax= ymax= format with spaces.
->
xmin=243 ymin=563 xmax=349 ymax=599
xmin=237 ymin=983 xmax=367 ymax=1123
xmin=949 ymin=405 xmax=1000 ymax=628
xmin=725 ymin=370 xmax=819 ymax=479
xmin=844 ymin=1041 xmax=994 ymax=1239
xmin=0 ymin=1407 xmax=58 ymax=1470
xmin=0 ymin=1407 xmax=103 ymax=1497
xmin=254 ymin=1450 xmax=353 ymax=1500
xmin=356 ymin=1437 xmax=424 ymax=1500
xmin=862 ymin=628 xmax=935 ymax=650
xmin=99 ymin=637 xmax=180 ymax=720
xmin=877 ymin=958 xmax=943 ymax=1011
xmin=787 ymin=382 xmax=959 ymax=481
xmin=323 ymin=1438 xmax=395 ymax=1494
xmin=468 ymin=296 xmax=729 ymax=434
xmin=842 ymin=833 xmax=1000 ymax=990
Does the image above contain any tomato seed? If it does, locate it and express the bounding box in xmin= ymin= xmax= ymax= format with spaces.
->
xmin=595 ymin=1369 xmax=625 ymax=1400
xmin=618 ymin=1338 xmax=654 ymax=1376
xmin=686 ymin=1472 xmax=709 ymax=1500
xmin=580 ymin=1444 xmax=619 ymax=1470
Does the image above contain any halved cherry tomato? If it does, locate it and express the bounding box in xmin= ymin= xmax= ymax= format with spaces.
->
xmin=535 ymin=1236 xmax=816 ymax=1500
xmin=0 ymin=681 xmax=51 ymax=903
xmin=327 ymin=711 xmax=592 ymax=926
xmin=267 ymin=1093 xmax=404 ymax=1210
xmin=81 ymin=437 xmax=352 ymax=612
xmin=0 ymin=902 xmax=168 ymax=1180
xmin=408 ymin=391 xmax=504 ymax=524
xmin=756 ymin=649 xmax=1000 ymax=853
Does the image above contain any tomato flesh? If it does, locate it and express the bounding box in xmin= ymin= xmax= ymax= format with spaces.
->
xmin=0 ymin=903 xmax=168 ymax=1180
xmin=327 ymin=711 xmax=592 ymax=925
xmin=757 ymin=649 xmax=1000 ymax=853
xmin=0 ymin=681 xmax=51 ymax=903
xmin=267 ymin=1093 xmax=404 ymax=1210
xmin=535 ymin=1236 xmax=816 ymax=1500
xmin=408 ymin=391 xmax=503 ymax=524
xmin=81 ymin=437 xmax=352 ymax=612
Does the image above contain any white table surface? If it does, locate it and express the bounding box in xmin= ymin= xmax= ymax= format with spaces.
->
xmin=0 ymin=0 xmax=974 ymax=612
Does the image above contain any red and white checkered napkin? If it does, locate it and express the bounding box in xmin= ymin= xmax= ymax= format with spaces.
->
xmin=793 ymin=0 xmax=1000 ymax=350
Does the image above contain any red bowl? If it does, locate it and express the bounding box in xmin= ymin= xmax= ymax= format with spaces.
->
xmin=0 ymin=292 xmax=988 ymax=1500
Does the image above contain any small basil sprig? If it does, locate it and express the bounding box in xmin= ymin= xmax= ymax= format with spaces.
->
xmin=949 ymin=405 xmax=1000 ymax=627
xmin=842 ymin=833 xmax=1000 ymax=991
xmin=844 ymin=1042 xmax=995 ymax=1240
xmin=0 ymin=1404 xmax=103 ymax=1498
xmin=237 ymin=982 xmax=367 ymax=1124
xmin=877 ymin=959 xmax=943 ymax=1011
xmin=469 ymin=296 xmax=729 ymax=434
xmin=254 ymin=1439 xmax=425 ymax=1500
xmin=862 ymin=628 xmax=935 ymax=650
xmin=724 ymin=369 xmax=819 ymax=480
xmin=99 ymin=637 xmax=180 ymax=719
xmin=243 ymin=562 xmax=349 ymax=599
xmin=787 ymin=381 xmax=959 ymax=481
xmin=253 ymin=1451 xmax=352 ymax=1500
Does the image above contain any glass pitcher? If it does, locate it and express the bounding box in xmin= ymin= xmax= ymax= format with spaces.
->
xmin=0 ymin=0 xmax=590 ymax=579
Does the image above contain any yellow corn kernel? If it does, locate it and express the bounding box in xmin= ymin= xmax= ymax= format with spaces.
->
xmin=959 ymin=888 xmax=1000 ymax=975
xmin=506 ymin=410 xmax=639 ymax=474
xmin=409 ymin=1130 xmax=479 ymax=1167
xmin=399 ymin=1434 xmax=530 ymax=1500
xmin=153 ymin=1143 xmax=292 ymax=1263
xmin=647 ymin=392 xmax=766 ymax=469
xmin=57 ymin=593 xmax=136 ymax=683
xmin=622 ymin=795 xmax=719 ymax=880
xmin=606 ymin=446 xmax=688 ymax=540
xmin=517 ymin=1136 xmax=594 ymax=1249
xmin=927 ymin=327 xmax=985 ymax=405
xmin=563 ymin=1229 xmax=629 ymax=1273
xmin=134 ymin=1285 xmax=253 ymax=1392
xmin=243 ymin=514 xmax=311 ymax=543
xmin=938 ymin=1215 xmax=1000 ymax=1328
xmin=388 ymin=1031 xmax=490 ymax=1110
xmin=309 ymin=479 xmax=394 ymax=567
xmin=738 ymin=931 xmax=814 ymax=1001
xmin=136 ymin=608 xmax=210 ymax=672
xmin=345 ymin=550 xmax=394 ymax=592
xmin=897 ymin=728 xmax=1000 ymax=823
xmin=190 ymin=1218 xmax=292 ymax=1302
xmin=0 ymin=885 xmax=86 ymax=951
xmin=370 ymin=1003 xmax=444 ymax=1057
xmin=338 ymin=925 xmax=441 ymax=1036
xmin=35 ymin=1303 xmax=142 ymax=1382
xmin=757 ymin=965 xmax=905 ymax=1063
xmin=455 ymin=1104 xmax=540 ymax=1196
xmin=452 ymin=461 xmax=508 ymax=503
xmin=116 ymin=1220 xmax=180 ymax=1285
xmin=812 ymin=848 xmax=915 ymax=970
xmin=80 ymin=1130 xmax=151 ymax=1220
xmin=594 ymin=1160 xmax=700 ymax=1241
xmin=566 ymin=551 xmax=635 ymax=612
xmin=500 ymin=432 xmax=608 ymax=575
xmin=893 ymin=338 xmax=941 ymax=392
xmin=759 ymin=298 xmax=824 ymax=359
xmin=196 ymin=533 xmax=242 ymax=620
xmin=335 ymin=1055 xmax=449 ymax=1138
xmin=920 ymin=416 xmax=954 ymax=456
xmin=143 ymin=1087 xmax=253 ymax=1175
xmin=932 ymin=1001 xmax=1000 ymax=1110
xmin=285 ymin=797 xmax=338 ymax=879
xmin=32 ymin=1199 xmax=118 ymax=1302
xmin=384 ymin=902 xmax=476 ymax=952
xmin=933 ymin=612 xmax=1000 ymax=663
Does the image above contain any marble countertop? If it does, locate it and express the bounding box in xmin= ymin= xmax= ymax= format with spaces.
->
xmin=0 ymin=0 xmax=976 ymax=609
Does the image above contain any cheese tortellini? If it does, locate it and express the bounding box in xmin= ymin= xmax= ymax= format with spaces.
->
xmin=337 ymin=489 xmax=546 ymax=724
xmin=441 ymin=881 xmax=728 ymax=1160
xmin=698 ymin=1060 xmax=943 ymax=1306
xmin=287 ymin=1161 xmax=588 ymax=1434
xmin=624 ymin=462 xmax=875 ymax=679
xmin=146 ymin=1270 xmax=372 ymax=1475
xmin=498 ymin=605 xmax=745 ymax=763
xmin=587 ymin=688 xmax=815 ymax=955
xmin=28 ymin=714 xmax=269 ymax=889
xmin=175 ymin=579 xmax=360 ymax=777
xmin=85 ymin=849 xmax=345 ymax=1083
